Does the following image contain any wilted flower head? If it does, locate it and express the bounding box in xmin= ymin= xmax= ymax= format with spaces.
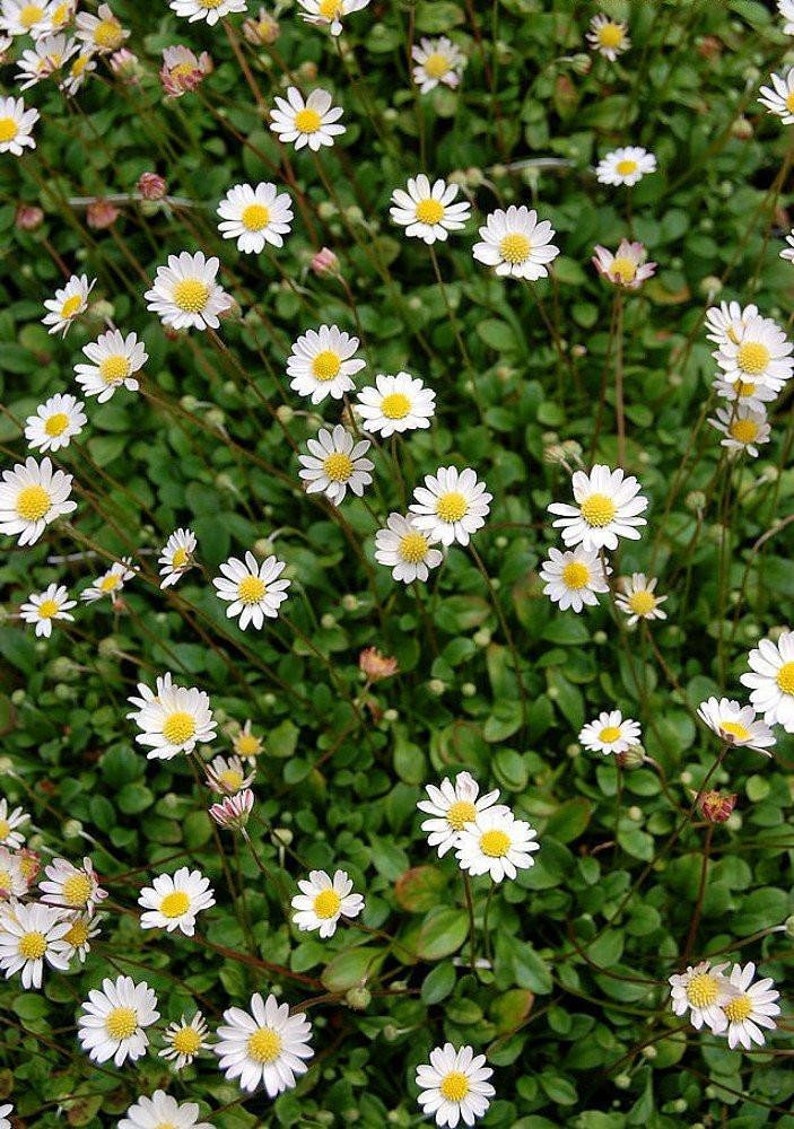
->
xmin=160 ymin=45 xmax=212 ymax=98
xmin=242 ymin=7 xmax=280 ymax=44
xmin=359 ymin=647 xmax=399 ymax=682
xmin=86 ymin=199 xmax=120 ymax=230
xmin=592 ymin=240 xmax=656 ymax=289
xmin=698 ymin=790 xmax=737 ymax=823
xmin=137 ymin=172 xmax=168 ymax=201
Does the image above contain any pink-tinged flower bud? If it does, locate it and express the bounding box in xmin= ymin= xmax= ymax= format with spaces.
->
xmin=137 ymin=172 xmax=168 ymax=201
xmin=698 ymin=790 xmax=737 ymax=823
xmin=242 ymin=8 xmax=280 ymax=45
xmin=86 ymin=200 xmax=120 ymax=230
xmin=592 ymin=239 xmax=657 ymax=290
xmin=359 ymin=647 xmax=399 ymax=682
xmin=311 ymin=247 xmax=339 ymax=276
xmin=109 ymin=48 xmax=141 ymax=83
xmin=209 ymin=789 xmax=254 ymax=830
xmin=15 ymin=204 xmax=44 ymax=231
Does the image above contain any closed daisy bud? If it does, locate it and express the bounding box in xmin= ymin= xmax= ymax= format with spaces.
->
xmin=137 ymin=171 xmax=168 ymax=200
xmin=209 ymin=788 xmax=254 ymax=830
xmin=243 ymin=8 xmax=280 ymax=44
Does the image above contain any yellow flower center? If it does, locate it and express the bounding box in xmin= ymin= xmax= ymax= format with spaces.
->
xmin=99 ymin=354 xmax=131 ymax=383
xmin=241 ymin=203 xmax=271 ymax=231
xmin=598 ymin=726 xmax=622 ymax=743
xmin=50 ymin=2 xmax=70 ymax=25
xmin=173 ymin=278 xmax=210 ymax=313
xmin=611 ymin=256 xmax=637 ymax=283
xmin=16 ymin=484 xmax=52 ymax=523
xmin=776 ymin=661 xmax=794 ymax=695
xmin=597 ymin=22 xmax=624 ymax=48
xmin=71 ymin=54 xmax=91 ymax=77
xmin=0 ymin=869 xmax=12 ymax=890
xmin=723 ymin=994 xmax=753 ymax=1023
xmin=159 ymin=890 xmax=191 ymax=918
xmin=439 ymin=1071 xmax=470 ymax=1102
xmin=728 ymin=418 xmax=759 ymax=444
xmin=172 ymin=1026 xmax=202 ymax=1055
xmin=313 ymin=888 xmax=342 ymax=918
xmin=318 ymin=0 xmax=342 ymax=17
xmin=247 ymin=1027 xmax=283 ymax=1063
xmin=236 ymin=733 xmax=262 ymax=757
xmin=19 ymin=855 xmax=37 ymax=881
xmin=480 ymin=829 xmax=511 ymax=857
xmin=99 ymin=574 xmax=122 ymax=593
xmin=561 ymin=561 xmax=590 ymax=590
xmin=170 ymin=61 xmax=196 ymax=79
xmin=398 ymin=531 xmax=429 ymax=564
xmin=201 ymin=0 xmax=223 ymax=6
xmin=37 ymin=598 xmax=60 ymax=620
xmin=62 ymin=872 xmax=93 ymax=906
xmin=161 ymin=711 xmax=197 ymax=746
xmin=424 ymin=52 xmax=450 ymax=79
xmin=44 ymin=412 xmax=70 ymax=437
xmin=735 ymin=381 xmax=756 ymax=397
xmin=720 ymin=720 xmax=750 ymax=741
xmin=380 ymin=392 xmax=411 ymax=419
xmin=19 ymin=4 xmax=44 ymax=28
xmin=446 ymin=799 xmax=477 ymax=831
xmin=93 ymin=18 xmax=124 ymax=49
xmin=219 ymin=769 xmax=244 ymax=791
xmin=237 ymin=575 xmax=266 ymax=604
xmin=311 ymin=350 xmax=342 ymax=381
xmin=0 ymin=118 xmax=18 ymax=143
xmin=171 ymin=547 xmax=189 ymax=568
xmin=60 ymin=294 xmax=84 ymax=320
xmin=64 ymin=920 xmax=90 ymax=947
xmin=616 ymin=159 xmax=638 ymax=177
xmin=436 ymin=491 xmax=468 ymax=523
xmin=736 ymin=342 xmax=770 ymax=375
xmin=415 ymin=198 xmax=445 ymax=225
xmin=19 ymin=931 xmax=47 ymax=959
xmin=322 ymin=452 xmax=354 ymax=483
xmin=787 ymin=91 xmax=794 ymax=113
xmin=628 ymin=590 xmax=656 ymax=616
xmin=105 ymin=1006 xmax=138 ymax=1040
xmin=294 ymin=107 xmax=322 ymax=133
xmin=580 ymin=493 xmax=616 ymax=527
xmin=685 ymin=973 xmax=719 ymax=1008
xmin=0 ymin=821 xmax=11 ymax=840
xmin=499 ymin=233 xmax=531 ymax=264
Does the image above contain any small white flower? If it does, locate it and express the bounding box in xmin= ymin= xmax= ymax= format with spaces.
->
xmin=45 ymin=1 xmax=77 ymax=33
xmin=217 ymin=181 xmax=294 ymax=254
xmin=74 ymin=329 xmax=147 ymax=401
xmin=355 ymin=371 xmax=436 ymax=438
xmin=145 ymin=251 xmax=232 ymax=331
xmin=60 ymin=45 xmax=97 ymax=95
xmin=80 ymin=557 xmax=136 ymax=604
xmin=708 ymin=404 xmax=771 ymax=458
xmin=586 ymin=13 xmax=630 ymax=60
xmin=548 ymin=464 xmax=648 ymax=552
xmin=126 ymin=671 xmax=217 ymax=759
xmin=473 ymin=205 xmax=560 ymax=280
xmin=0 ymin=1105 xmax=10 ymax=1129
xmin=409 ymin=466 xmax=492 ymax=547
xmin=213 ymin=551 xmax=291 ymax=629
xmin=390 ymin=174 xmax=471 ymax=244
xmin=780 ymin=0 xmax=794 ymax=35
xmin=668 ymin=961 xmax=736 ymax=1033
xmin=0 ymin=456 xmax=76 ymax=547
xmin=713 ymin=314 xmax=794 ymax=388
xmin=39 ymin=856 xmax=107 ymax=915
xmin=697 ymin=697 xmax=775 ymax=755
xmin=0 ymin=800 xmax=29 ymax=849
xmin=209 ymin=788 xmax=254 ymax=830
xmin=417 ymin=771 xmax=502 ymax=858
xmin=138 ymin=867 xmax=215 ymax=937
xmin=455 ymin=806 xmax=539 ymax=883
xmin=412 ymin=35 xmax=465 ymax=93
xmin=214 ymin=992 xmax=314 ymax=1095
xmin=0 ymin=848 xmax=27 ymax=899
xmin=169 ymin=0 xmax=247 ymax=24
xmin=296 ymin=0 xmax=370 ymax=37
xmin=780 ymin=229 xmax=794 ymax=261
xmin=374 ymin=512 xmax=443 ymax=583
xmin=60 ymin=913 xmax=100 ymax=963
xmin=297 ymin=424 xmax=373 ymax=505
xmin=720 ymin=962 xmax=780 ymax=1050
xmin=0 ymin=0 xmax=51 ymax=36
xmin=270 ymin=86 xmax=346 ymax=151
xmin=579 ymin=709 xmax=641 ymax=755
xmin=158 ymin=528 xmax=197 ymax=589
xmin=592 ymin=240 xmax=656 ymax=289
xmin=704 ymin=300 xmax=759 ymax=348
xmin=19 ymin=583 xmax=76 ymax=638
xmin=614 ymin=573 xmax=668 ymax=625
xmin=159 ymin=1011 xmax=211 ymax=1071
xmin=232 ymin=719 xmax=264 ymax=762
xmin=758 ymin=67 xmax=794 ymax=123
xmin=595 ymin=146 xmax=656 ymax=187
xmin=287 ymin=323 xmax=365 ymax=404
xmin=539 ymin=546 xmax=610 ymax=613
xmin=712 ymin=374 xmax=781 ymax=413
xmin=24 ymin=393 xmax=86 ymax=453
xmin=16 ymin=32 xmax=76 ymax=89
xmin=42 ymin=273 xmax=96 ymax=336
xmin=291 ymin=869 xmax=364 ymax=938
xmin=416 ymin=1042 xmax=495 ymax=1128
xmin=205 ymin=754 xmax=255 ymax=795
xmin=77 ymin=975 xmax=160 ymax=1066
xmin=74 ymin=2 xmax=127 ymax=52
xmin=0 ymin=900 xmax=71 ymax=989
xmin=118 ymin=1090 xmax=212 ymax=1129
xmin=740 ymin=630 xmax=794 ymax=732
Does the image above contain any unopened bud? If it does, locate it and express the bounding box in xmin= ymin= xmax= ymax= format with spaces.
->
xmin=311 ymin=246 xmax=339 ymax=275
xmin=616 ymin=746 xmax=646 ymax=770
xmin=15 ymin=204 xmax=44 ymax=231
xmin=345 ymin=986 xmax=371 ymax=1011
xmin=731 ymin=116 xmax=753 ymax=141
xmin=137 ymin=172 xmax=168 ymax=201
xmin=242 ymin=8 xmax=279 ymax=45
xmin=698 ymin=789 xmax=737 ymax=823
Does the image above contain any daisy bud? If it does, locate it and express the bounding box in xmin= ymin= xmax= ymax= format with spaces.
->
xmin=138 ymin=172 xmax=168 ymax=201
xmin=697 ymin=790 xmax=737 ymax=823
xmin=243 ymin=9 xmax=280 ymax=45
xmin=571 ymin=53 xmax=592 ymax=75
xmin=359 ymin=647 xmax=398 ymax=682
xmin=63 ymin=819 xmax=83 ymax=839
xmin=784 ymin=915 xmax=794 ymax=940
xmin=310 ymin=246 xmax=339 ymax=275
xmin=86 ymin=200 xmax=120 ymax=231
xmin=110 ymin=48 xmax=142 ymax=83
xmin=428 ymin=679 xmax=446 ymax=695
xmin=209 ymin=789 xmax=254 ymax=830
xmin=616 ymin=746 xmax=646 ymax=769
xmin=382 ymin=708 xmax=398 ymax=722
xmin=15 ymin=204 xmax=44 ymax=231
xmin=731 ymin=116 xmax=753 ymax=140
xmin=253 ymin=538 xmax=274 ymax=557
xmin=345 ymin=986 xmax=371 ymax=1011
xmin=462 ymin=682 xmax=476 ymax=697
xmin=697 ymin=35 xmax=722 ymax=59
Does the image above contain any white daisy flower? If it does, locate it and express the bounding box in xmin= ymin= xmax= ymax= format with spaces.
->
xmin=740 ymin=630 xmax=794 ymax=731
xmin=592 ymin=240 xmax=656 ymax=289
xmin=16 ymin=33 xmax=76 ymax=89
xmin=24 ymin=393 xmax=86 ymax=453
xmin=0 ymin=900 xmax=70 ymax=988
xmin=39 ymin=856 xmax=107 ymax=915
xmin=213 ymin=551 xmax=291 ymax=630
xmin=74 ymin=328 xmax=147 ymax=402
xmin=159 ymin=1011 xmax=211 ymax=1071
xmin=416 ymin=1043 xmax=495 ymax=1128
xmin=704 ymin=300 xmax=759 ymax=347
xmin=144 ymin=252 xmax=232 ymax=332
xmin=19 ymin=583 xmax=76 ymax=638
xmin=297 ymin=424 xmax=373 ymax=505
xmin=45 ymin=1 xmax=76 ymax=33
xmin=205 ymin=755 xmax=255 ymax=795
xmin=548 ymin=464 xmax=648 ymax=552
xmin=217 ymin=182 xmax=294 ymax=254
xmin=779 ymin=229 xmax=794 ymax=261
xmin=390 ymin=174 xmax=471 ymax=244
xmin=614 ymin=573 xmax=668 ymax=625
xmin=214 ymin=992 xmax=314 ymax=1095
xmin=60 ymin=46 xmax=97 ymax=95
xmin=586 ymin=13 xmax=630 ymax=60
xmin=209 ymin=788 xmax=254 ymax=830
xmin=296 ymin=0 xmax=370 ymax=37
xmin=411 ymin=35 xmax=465 ymax=93
xmin=0 ymin=800 xmax=29 ymax=849
xmin=720 ymin=962 xmax=780 ymax=1050
xmin=158 ymin=527 xmax=197 ymax=589
xmin=138 ymin=867 xmax=215 ymax=937
xmin=579 ymin=709 xmax=641 ymax=755
xmin=61 ymin=913 xmax=101 ymax=963
xmin=668 ymin=961 xmax=736 ymax=1033
xmin=0 ymin=456 xmax=76 ymax=547
xmin=714 ymin=314 xmax=794 ymax=388
xmin=0 ymin=1106 xmax=10 ymax=1129
xmin=80 ymin=557 xmax=136 ymax=603
xmin=539 ymin=546 xmax=611 ymax=613
xmin=77 ymin=975 xmax=160 ymax=1066
xmin=712 ymin=375 xmax=781 ymax=413
xmin=169 ymin=0 xmax=247 ymax=24
xmin=0 ymin=849 xmax=27 ymax=900
xmin=472 ymin=205 xmax=560 ymax=280
xmin=708 ymin=404 xmax=771 ymax=458
xmin=758 ymin=68 xmax=794 ymax=123
xmin=595 ymin=146 xmax=656 ymax=187
xmin=696 ymin=697 xmax=776 ymax=755
xmin=780 ymin=0 xmax=794 ymax=34
xmin=374 ymin=512 xmax=443 ymax=583
xmin=74 ymin=2 xmax=127 ymax=52
xmin=269 ymin=86 xmax=346 ymax=152
xmin=409 ymin=466 xmax=492 ymax=548
xmin=0 ymin=0 xmax=50 ymax=37
xmin=41 ymin=273 xmax=96 ymax=337
xmin=233 ymin=720 xmax=264 ymax=762
xmin=0 ymin=96 xmax=40 ymax=156
xmin=127 ymin=672 xmax=217 ymax=759
xmin=417 ymin=771 xmax=503 ymax=858
xmin=455 ymin=806 xmax=539 ymax=883
xmin=355 ymin=371 xmax=436 ymax=438
xmin=119 ymin=1090 xmax=212 ymax=1129
xmin=287 ymin=324 xmax=365 ymax=404
xmin=290 ymin=869 xmax=364 ymax=938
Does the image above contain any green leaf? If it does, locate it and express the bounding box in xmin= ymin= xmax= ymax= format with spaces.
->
xmin=394 ymin=866 xmax=447 ymax=913
xmin=415 ymin=908 xmax=469 ymax=961
xmin=321 ymin=946 xmax=386 ymax=992
xmin=543 ymin=798 xmax=592 ymax=844
xmin=421 ymin=961 xmax=457 ymax=1005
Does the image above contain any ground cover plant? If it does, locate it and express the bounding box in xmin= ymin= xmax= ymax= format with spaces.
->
xmin=0 ymin=0 xmax=793 ymax=1125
